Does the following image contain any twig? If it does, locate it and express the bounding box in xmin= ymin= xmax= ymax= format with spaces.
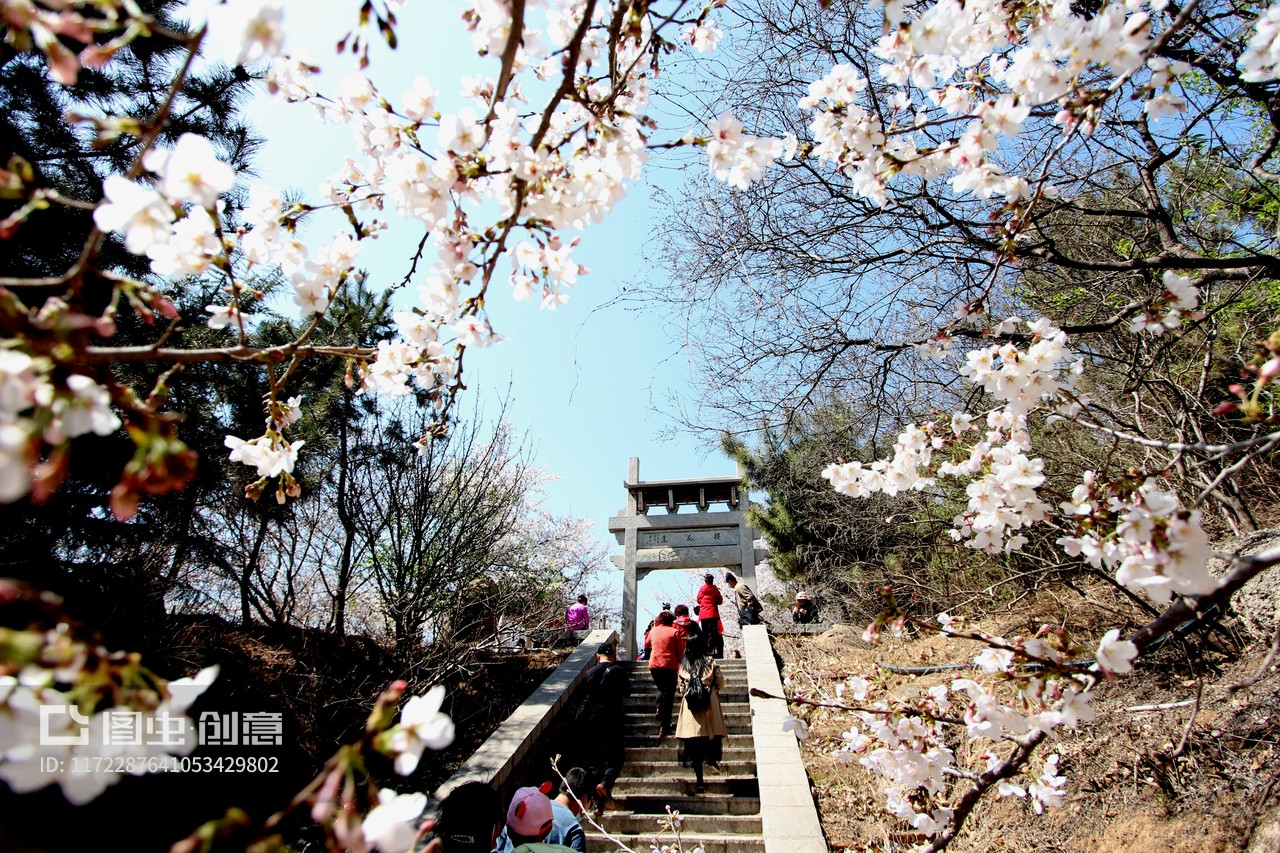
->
xmin=1226 ymin=620 xmax=1280 ymax=694
xmin=748 ymin=687 xmax=965 ymax=726
xmin=549 ymin=757 xmax=638 ymax=853
xmin=1171 ymin=678 xmax=1203 ymax=758
xmin=1124 ymin=699 xmax=1195 ymax=712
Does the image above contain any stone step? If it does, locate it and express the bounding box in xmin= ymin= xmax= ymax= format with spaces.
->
xmin=622 ymin=701 xmax=750 ymax=714
xmin=625 ymin=678 xmax=750 ymax=688
xmin=624 ymin=727 xmax=752 ymax=742
xmin=622 ymin=660 xmax=748 ymax=668
xmin=623 ymin=689 xmax=750 ymax=701
xmin=624 ymin=721 xmax=753 ymax=737
xmin=595 ymin=812 xmax=763 ymax=836
xmin=625 ymin=745 xmax=755 ymax=763
xmin=620 ymin=760 xmax=756 ymax=777
xmin=610 ymin=793 xmax=761 ymax=816
xmin=586 ymin=831 xmax=764 ymax=853
xmin=611 ymin=775 xmax=759 ymax=798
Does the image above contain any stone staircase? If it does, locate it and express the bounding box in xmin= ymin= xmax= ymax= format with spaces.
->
xmin=586 ymin=658 xmax=763 ymax=852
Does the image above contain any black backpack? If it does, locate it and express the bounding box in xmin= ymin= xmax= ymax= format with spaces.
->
xmin=683 ymin=662 xmax=711 ymax=713
xmin=574 ymin=662 xmax=621 ymax=723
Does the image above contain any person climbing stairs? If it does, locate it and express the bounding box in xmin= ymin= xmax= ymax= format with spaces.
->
xmin=584 ymin=658 xmax=763 ymax=852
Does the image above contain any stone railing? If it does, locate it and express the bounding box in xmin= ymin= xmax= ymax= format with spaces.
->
xmin=743 ymin=624 xmax=829 ymax=853
xmin=433 ymin=628 xmax=617 ymax=805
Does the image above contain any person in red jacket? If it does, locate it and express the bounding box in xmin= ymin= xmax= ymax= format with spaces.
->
xmin=696 ymin=574 xmax=725 ymax=658
xmin=672 ymin=604 xmax=701 ymax=641
xmin=647 ymin=610 xmax=686 ymax=738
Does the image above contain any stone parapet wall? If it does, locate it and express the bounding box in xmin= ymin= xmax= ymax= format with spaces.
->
xmin=743 ymin=624 xmax=829 ymax=853
xmin=434 ymin=628 xmax=617 ymax=805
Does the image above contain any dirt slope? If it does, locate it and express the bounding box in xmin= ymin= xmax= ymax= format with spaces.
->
xmin=773 ymin=587 xmax=1280 ymax=853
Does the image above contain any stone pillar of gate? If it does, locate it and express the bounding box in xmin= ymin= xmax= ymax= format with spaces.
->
xmin=608 ymin=456 xmax=763 ymax=660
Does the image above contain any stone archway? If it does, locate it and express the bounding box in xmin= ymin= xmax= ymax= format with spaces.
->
xmin=608 ymin=457 xmax=764 ymax=659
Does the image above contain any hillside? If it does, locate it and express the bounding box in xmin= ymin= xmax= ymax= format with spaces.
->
xmin=0 ymin=612 xmax=570 ymax=853
xmin=774 ymin=587 xmax=1280 ymax=852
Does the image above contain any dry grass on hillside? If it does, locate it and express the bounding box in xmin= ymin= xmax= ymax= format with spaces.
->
xmin=773 ymin=584 xmax=1280 ymax=853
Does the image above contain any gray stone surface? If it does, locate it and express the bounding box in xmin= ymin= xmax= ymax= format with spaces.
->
xmin=743 ymin=624 xmax=829 ymax=853
xmin=1207 ymin=528 xmax=1280 ymax=643
xmin=433 ymin=628 xmax=616 ymax=802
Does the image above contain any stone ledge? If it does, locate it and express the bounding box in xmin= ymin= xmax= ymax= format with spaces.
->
xmin=434 ymin=628 xmax=617 ymax=803
xmin=743 ymin=624 xmax=828 ymax=853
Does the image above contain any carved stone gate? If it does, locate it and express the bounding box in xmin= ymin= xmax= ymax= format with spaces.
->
xmin=608 ymin=457 xmax=764 ymax=659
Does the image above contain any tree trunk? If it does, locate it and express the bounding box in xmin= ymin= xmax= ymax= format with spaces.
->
xmin=241 ymin=514 xmax=269 ymax=627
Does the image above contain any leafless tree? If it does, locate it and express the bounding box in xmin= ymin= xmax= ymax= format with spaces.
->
xmin=642 ymin=0 xmax=1280 ymax=535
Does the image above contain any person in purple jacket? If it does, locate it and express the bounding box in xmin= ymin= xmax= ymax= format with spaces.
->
xmin=565 ymin=595 xmax=590 ymax=631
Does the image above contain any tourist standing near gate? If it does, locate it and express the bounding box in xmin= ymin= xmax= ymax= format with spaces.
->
xmin=565 ymin=595 xmax=589 ymax=631
xmin=791 ymin=592 xmax=820 ymax=624
xmin=725 ymin=572 xmax=763 ymax=626
xmin=695 ymin=574 xmax=724 ymax=658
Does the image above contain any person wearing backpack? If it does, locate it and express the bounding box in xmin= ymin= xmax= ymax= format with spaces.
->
xmin=674 ymin=633 xmax=727 ymax=793
xmin=725 ymin=572 xmax=763 ymax=626
xmin=570 ymin=642 xmax=627 ymax=813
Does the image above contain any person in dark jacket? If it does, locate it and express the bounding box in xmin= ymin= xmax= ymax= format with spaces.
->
xmin=726 ymin=572 xmax=764 ymax=626
xmin=571 ymin=642 xmax=627 ymax=810
xmin=792 ymin=592 xmax=820 ymax=624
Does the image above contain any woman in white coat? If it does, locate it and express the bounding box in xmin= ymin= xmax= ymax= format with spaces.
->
xmin=674 ymin=633 xmax=728 ymax=793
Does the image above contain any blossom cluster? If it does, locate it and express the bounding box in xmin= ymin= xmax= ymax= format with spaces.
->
xmin=824 ymin=317 xmax=1081 ymax=555
xmin=793 ymin=0 xmax=1207 ymax=207
xmin=822 ymin=307 xmax=1222 ymax=603
xmin=1128 ymin=271 xmax=1202 ymax=335
xmin=1057 ymin=473 xmax=1217 ymax=604
xmin=703 ymin=113 xmax=786 ymax=190
xmin=224 ymin=394 xmax=306 ymax=503
xmin=818 ymin=618 xmax=1139 ymax=838
xmin=0 ymin=351 xmax=120 ymax=503
xmin=0 ymin=630 xmax=217 ymax=805
xmin=312 ymin=684 xmax=455 ymax=853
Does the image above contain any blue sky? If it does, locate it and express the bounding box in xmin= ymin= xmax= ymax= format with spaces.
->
xmin=231 ymin=1 xmax=744 ymax=630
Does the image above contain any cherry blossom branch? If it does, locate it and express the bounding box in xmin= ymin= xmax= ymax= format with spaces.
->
xmin=748 ymin=687 xmax=966 ymax=726
xmin=1130 ymin=547 xmax=1280 ymax=654
xmin=82 ymin=343 xmax=377 ymax=364
xmin=1073 ymin=423 xmax=1280 ymax=458
xmin=920 ymin=729 xmax=1049 ymax=853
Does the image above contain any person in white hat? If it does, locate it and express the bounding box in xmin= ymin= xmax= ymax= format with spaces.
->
xmin=791 ymin=592 xmax=819 ymax=624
